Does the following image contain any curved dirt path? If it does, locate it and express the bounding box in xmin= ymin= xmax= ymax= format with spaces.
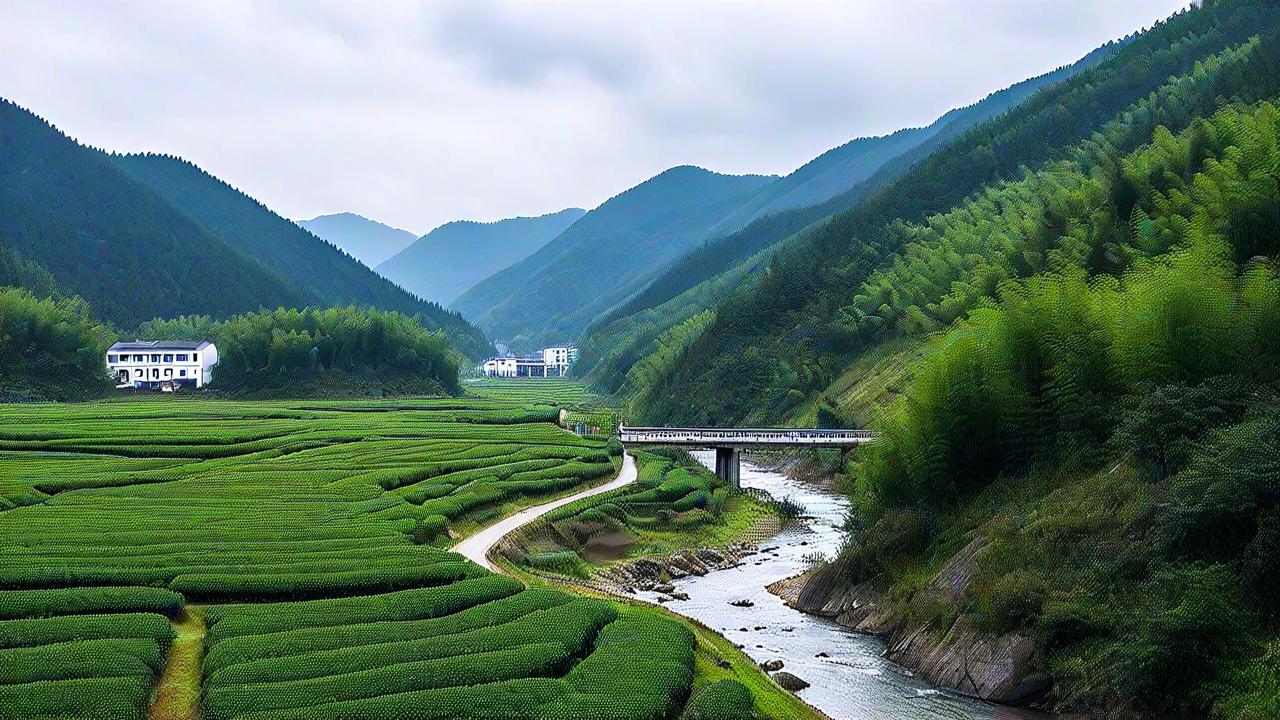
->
xmin=452 ymin=452 xmax=636 ymax=571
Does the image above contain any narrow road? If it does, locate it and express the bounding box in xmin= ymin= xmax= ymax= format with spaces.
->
xmin=452 ymin=452 xmax=637 ymax=571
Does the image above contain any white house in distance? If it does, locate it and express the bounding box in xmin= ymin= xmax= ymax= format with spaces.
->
xmin=107 ymin=340 xmax=218 ymax=389
xmin=482 ymin=346 xmax=578 ymax=378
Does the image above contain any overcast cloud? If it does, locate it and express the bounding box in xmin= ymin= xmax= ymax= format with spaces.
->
xmin=0 ymin=0 xmax=1190 ymax=234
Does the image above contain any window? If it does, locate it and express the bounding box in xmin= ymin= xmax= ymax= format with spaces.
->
xmin=119 ymin=354 xmax=129 ymax=362
xmin=152 ymin=369 xmax=159 ymax=378
xmin=108 ymin=355 xmax=118 ymax=363
xmin=163 ymin=354 xmax=173 ymax=362
xmin=179 ymin=370 xmax=186 ymax=377
xmin=176 ymin=354 xmax=188 ymax=362
xmin=151 ymin=354 xmax=160 ymax=362
xmin=135 ymin=369 xmax=143 ymax=378
xmin=192 ymin=353 xmax=199 ymax=363
xmin=164 ymin=369 xmax=172 ymax=377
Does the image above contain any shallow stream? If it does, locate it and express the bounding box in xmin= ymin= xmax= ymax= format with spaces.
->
xmin=636 ymin=451 xmax=1049 ymax=720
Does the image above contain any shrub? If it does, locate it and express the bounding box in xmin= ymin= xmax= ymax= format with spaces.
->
xmin=0 ymin=587 xmax=185 ymax=620
xmin=680 ymin=679 xmax=757 ymax=719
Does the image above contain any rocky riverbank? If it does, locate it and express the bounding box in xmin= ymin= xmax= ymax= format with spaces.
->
xmin=761 ymin=451 xmax=1050 ymax=708
xmin=596 ymin=543 xmax=761 ymax=601
xmin=768 ymin=539 xmax=1048 ymax=706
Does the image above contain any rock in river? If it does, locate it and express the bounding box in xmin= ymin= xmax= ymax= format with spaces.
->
xmin=771 ymin=671 xmax=811 ymax=692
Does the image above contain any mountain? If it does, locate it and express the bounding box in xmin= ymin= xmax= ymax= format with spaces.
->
xmin=0 ymin=99 xmax=307 ymax=328
xmin=574 ymin=37 xmax=1125 ymax=390
xmin=0 ymin=99 xmax=491 ymax=361
xmin=297 ymin=212 xmax=418 ymax=268
xmin=634 ymin=0 xmax=1280 ymax=426
xmin=450 ymin=166 xmax=774 ymax=350
xmin=376 ymin=208 xmax=585 ymax=306
xmin=112 ymin=154 xmax=492 ymax=360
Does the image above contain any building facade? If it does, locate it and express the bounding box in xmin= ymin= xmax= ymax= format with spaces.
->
xmin=107 ymin=340 xmax=218 ymax=389
xmin=481 ymin=346 xmax=578 ymax=378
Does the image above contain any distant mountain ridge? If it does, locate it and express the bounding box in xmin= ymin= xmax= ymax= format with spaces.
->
xmin=449 ymin=166 xmax=775 ymax=350
xmin=297 ymin=213 xmax=418 ymax=268
xmin=377 ymin=208 xmax=585 ymax=306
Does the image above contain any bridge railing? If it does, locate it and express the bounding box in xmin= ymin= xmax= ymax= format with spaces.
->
xmin=617 ymin=425 xmax=875 ymax=445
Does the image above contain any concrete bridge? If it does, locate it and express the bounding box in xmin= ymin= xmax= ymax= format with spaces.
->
xmin=618 ymin=425 xmax=875 ymax=488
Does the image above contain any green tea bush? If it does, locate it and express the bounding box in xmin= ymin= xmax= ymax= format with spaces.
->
xmin=204 ymin=576 xmax=522 ymax=643
xmin=204 ymin=643 xmax=572 ymax=720
xmin=680 ymin=679 xmax=758 ymax=719
xmin=0 ymin=587 xmax=184 ymax=620
xmin=0 ymin=637 xmax=168 ymax=684
xmin=203 ymin=588 xmax=572 ymax=675
xmin=0 ymin=676 xmax=154 ymax=720
xmin=0 ymin=612 xmax=173 ymax=649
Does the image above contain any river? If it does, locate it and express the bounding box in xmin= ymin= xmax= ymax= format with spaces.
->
xmin=636 ymin=451 xmax=1049 ymax=720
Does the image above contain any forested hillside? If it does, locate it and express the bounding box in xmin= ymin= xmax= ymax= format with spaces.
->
xmin=114 ymin=154 xmax=492 ymax=360
xmin=451 ymin=166 xmax=773 ymax=350
xmin=378 ymin=208 xmax=585 ymax=306
xmin=297 ymin=212 xmax=417 ymax=268
xmin=637 ymin=0 xmax=1280 ymax=424
xmin=793 ymin=94 xmax=1280 ymax=720
xmin=574 ymin=38 xmax=1124 ymax=391
xmin=0 ymin=100 xmax=306 ymax=327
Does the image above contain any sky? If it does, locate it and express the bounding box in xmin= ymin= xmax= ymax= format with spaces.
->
xmin=1 ymin=0 xmax=1191 ymax=235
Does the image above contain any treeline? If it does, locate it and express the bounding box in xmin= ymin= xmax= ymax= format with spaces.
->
xmin=0 ymin=287 xmax=114 ymax=399
xmin=638 ymin=0 xmax=1280 ymax=424
xmin=139 ymin=306 xmax=461 ymax=395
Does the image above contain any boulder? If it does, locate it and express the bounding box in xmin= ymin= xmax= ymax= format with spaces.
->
xmin=760 ymin=659 xmax=784 ymax=672
xmin=771 ymin=671 xmax=810 ymax=692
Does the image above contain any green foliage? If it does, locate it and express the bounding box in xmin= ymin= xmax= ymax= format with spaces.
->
xmin=140 ymin=305 xmax=462 ymax=395
xmin=681 ymin=679 xmax=758 ymax=720
xmin=0 ymin=588 xmax=185 ymax=620
xmin=0 ymin=287 xmax=115 ymax=399
xmin=641 ymin=0 xmax=1280 ymax=425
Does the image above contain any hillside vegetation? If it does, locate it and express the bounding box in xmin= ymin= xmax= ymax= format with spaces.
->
xmin=574 ymin=39 xmax=1124 ymax=391
xmin=0 ymin=101 xmax=491 ymax=364
xmin=636 ymin=0 xmax=1280 ymax=424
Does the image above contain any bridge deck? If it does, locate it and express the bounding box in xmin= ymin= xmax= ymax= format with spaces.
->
xmin=618 ymin=425 xmax=875 ymax=447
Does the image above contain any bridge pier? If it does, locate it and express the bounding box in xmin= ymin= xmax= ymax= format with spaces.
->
xmin=714 ymin=446 xmax=741 ymax=489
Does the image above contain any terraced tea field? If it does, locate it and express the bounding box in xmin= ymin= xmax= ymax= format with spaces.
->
xmin=0 ymin=399 xmax=762 ymax=719
xmin=501 ymin=449 xmax=773 ymax=576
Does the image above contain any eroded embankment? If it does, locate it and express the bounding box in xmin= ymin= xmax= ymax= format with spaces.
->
xmin=768 ymin=538 xmax=1049 ymax=706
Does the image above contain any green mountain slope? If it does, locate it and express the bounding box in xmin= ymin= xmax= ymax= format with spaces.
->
xmin=0 ymin=99 xmax=307 ymax=327
xmin=799 ymin=92 xmax=1280 ymax=720
xmin=638 ymin=0 xmax=1280 ymax=425
xmin=377 ymin=208 xmax=585 ymax=306
xmin=577 ymin=40 xmax=1124 ymax=390
xmin=297 ymin=212 xmax=418 ymax=268
xmin=450 ymin=166 xmax=773 ymax=350
xmin=113 ymin=154 xmax=492 ymax=360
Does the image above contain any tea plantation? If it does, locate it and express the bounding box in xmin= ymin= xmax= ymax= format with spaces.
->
xmin=504 ymin=449 xmax=774 ymax=576
xmin=0 ymin=399 xmax=764 ymax=719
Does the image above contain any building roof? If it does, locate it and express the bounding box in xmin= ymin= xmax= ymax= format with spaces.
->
xmin=109 ymin=340 xmax=212 ymax=352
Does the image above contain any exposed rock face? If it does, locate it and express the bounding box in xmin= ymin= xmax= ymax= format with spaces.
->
xmin=767 ymin=535 xmax=1045 ymax=706
xmin=596 ymin=544 xmax=755 ymax=594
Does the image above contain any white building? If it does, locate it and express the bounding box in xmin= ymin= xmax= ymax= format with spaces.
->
xmin=481 ymin=346 xmax=577 ymax=378
xmin=107 ymin=340 xmax=218 ymax=389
